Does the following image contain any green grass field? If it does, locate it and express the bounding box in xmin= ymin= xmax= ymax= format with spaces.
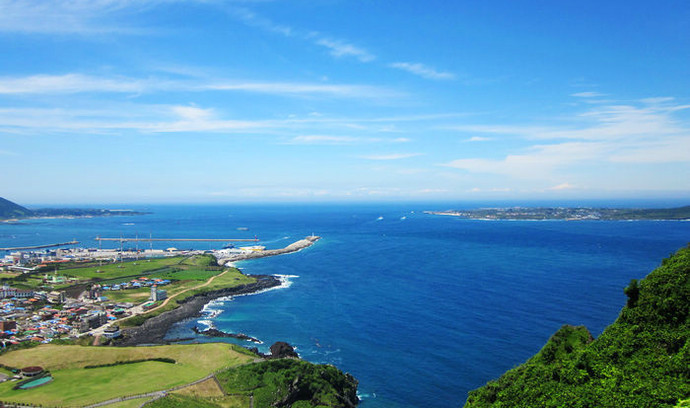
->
xmin=0 ymin=343 xmax=254 ymax=407
xmin=58 ymin=256 xmax=185 ymax=280
xmin=119 ymin=268 xmax=256 ymax=327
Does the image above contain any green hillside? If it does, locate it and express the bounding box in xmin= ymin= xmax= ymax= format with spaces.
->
xmin=464 ymin=245 xmax=690 ymax=408
xmin=0 ymin=197 xmax=33 ymax=219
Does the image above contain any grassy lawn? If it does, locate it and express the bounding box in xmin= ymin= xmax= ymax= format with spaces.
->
xmin=149 ymin=268 xmax=222 ymax=281
xmin=58 ymin=257 xmax=185 ymax=280
xmin=0 ymin=343 xmax=254 ymax=407
xmin=104 ymin=287 xmax=151 ymax=303
xmin=0 ymin=272 xmax=20 ymax=279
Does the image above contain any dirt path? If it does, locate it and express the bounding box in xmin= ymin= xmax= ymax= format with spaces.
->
xmin=87 ymin=269 xmax=228 ymax=336
xmin=147 ymin=269 xmax=228 ymax=312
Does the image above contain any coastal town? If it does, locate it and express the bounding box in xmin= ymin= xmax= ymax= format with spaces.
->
xmin=425 ymin=205 xmax=690 ymax=221
xmin=0 ymin=237 xmax=319 ymax=348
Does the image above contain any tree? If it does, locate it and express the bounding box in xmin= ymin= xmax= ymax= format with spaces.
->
xmin=624 ymin=279 xmax=639 ymax=308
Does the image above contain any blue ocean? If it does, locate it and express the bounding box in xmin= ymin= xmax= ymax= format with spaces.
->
xmin=2 ymin=203 xmax=689 ymax=407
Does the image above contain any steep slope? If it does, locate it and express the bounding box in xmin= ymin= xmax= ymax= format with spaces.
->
xmin=464 ymin=245 xmax=690 ymax=408
xmin=0 ymin=197 xmax=33 ymax=219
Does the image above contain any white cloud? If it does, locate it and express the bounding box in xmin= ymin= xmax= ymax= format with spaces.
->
xmin=285 ymin=135 xmax=413 ymax=145
xmin=465 ymin=136 xmax=492 ymax=142
xmin=0 ymin=73 xmax=400 ymax=99
xmin=571 ymin=91 xmax=606 ymax=98
xmin=227 ymin=6 xmax=294 ymax=37
xmin=548 ymin=182 xmax=576 ymax=190
xmin=442 ymin=98 xmax=690 ymax=186
xmin=207 ymin=81 xmax=397 ymax=98
xmin=389 ymin=62 xmax=455 ymax=80
xmin=359 ymin=153 xmax=423 ymax=160
xmin=287 ymin=135 xmax=359 ymax=145
xmin=313 ymin=37 xmax=376 ymax=62
xmin=0 ymin=0 xmax=174 ymax=35
xmin=0 ymin=74 xmax=147 ymax=94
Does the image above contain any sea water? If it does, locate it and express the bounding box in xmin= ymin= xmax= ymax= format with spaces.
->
xmin=2 ymin=202 xmax=689 ymax=407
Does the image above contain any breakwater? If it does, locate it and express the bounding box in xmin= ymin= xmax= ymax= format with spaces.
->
xmin=217 ymin=236 xmax=320 ymax=265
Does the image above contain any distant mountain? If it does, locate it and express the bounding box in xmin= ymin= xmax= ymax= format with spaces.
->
xmin=0 ymin=197 xmax=148 ymax=220
xmin=0 ymin=197 xmax=34 ymax=219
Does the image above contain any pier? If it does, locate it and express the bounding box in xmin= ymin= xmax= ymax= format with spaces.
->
xmin=0 ymin=241 xmax=80 ymax=251
xmin=94 ymin=237 xmax=259 ymax=243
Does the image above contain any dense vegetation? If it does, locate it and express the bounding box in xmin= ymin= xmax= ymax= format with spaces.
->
xmin=217 ymin=359 xmax=359 ymax=408
xmin=0 ymin=197 xmax=33 ymax=219
xmin=464 ymin=245 xmax=690 ymax=407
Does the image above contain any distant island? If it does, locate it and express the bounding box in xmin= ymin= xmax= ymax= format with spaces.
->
xmin=463 ymin=244 xmax=690 ymax=407
xmin=426 ymin=205 xmax=690 ymax=221
xmin=0 ymin=197 xmax=147 ymax=221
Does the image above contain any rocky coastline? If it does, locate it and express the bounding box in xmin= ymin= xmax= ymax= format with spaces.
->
xmin=117 ymin=275 xmax=281 ymax=346
xmin=192 ymin=326 xmax=262 ymax=343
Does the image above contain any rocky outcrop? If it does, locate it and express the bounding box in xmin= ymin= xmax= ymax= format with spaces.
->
xmin=117 ymin=275 xmax=280 ymax=346
xmin=192 ymin=326 xmax=261 ymax=343
xmin=269 ymin=341 xmax=299 ymax=359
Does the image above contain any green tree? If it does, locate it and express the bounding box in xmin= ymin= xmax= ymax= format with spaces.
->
xmin=624 ymin=279 xmax=639 ymax=308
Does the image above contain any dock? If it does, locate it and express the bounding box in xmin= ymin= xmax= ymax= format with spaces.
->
xmin=0 ymin=241 xmax=80 ymax=251
xmin=94 ymin=237 xmax=259 ymax=243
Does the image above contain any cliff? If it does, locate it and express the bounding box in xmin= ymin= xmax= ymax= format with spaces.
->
xmin=464 ymin=245 xmax=690 ymax=407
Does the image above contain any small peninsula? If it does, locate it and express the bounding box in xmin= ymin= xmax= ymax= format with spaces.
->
xmin=0 ymin=232 xmax=356 ymax=407
xmin=427 ymin=205 xmax=690 ymax=221
xmin=463 ymin=245 xmax=690 ymax=407
xmin=0 ymin=197 xmax=147 ymax=221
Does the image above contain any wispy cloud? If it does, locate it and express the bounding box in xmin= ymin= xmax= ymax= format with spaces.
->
xmin=465 ymin=136 xmax=492 ymax=142
xmin=0 ymin=0 xmax=171 ymax=35
xmin=285 ymin=135 xmax=411 ymax=145
xmin=207 ymin=81 xmax=396 ymax=98
xmin=389 ymin=62 xmax=455 ymax=80
xmin=0 ymin=73 xmax=400 ymax=99
xmin=312 ymin=37 xmax=376 ymax=62
xmin=227 ymin=6 xmax=293 ymax=37
xmin=287 ymin=135 xmax=359 ymax=145
xmin=548 ymin=182 xmax=576 ymax=190
xmin=442 ymin=97 xmax=690 ymax=183
xmin=359 ymin=153 xmax=423 ymax=160
xmin=571 ymin=91 xmax=606 ymax=98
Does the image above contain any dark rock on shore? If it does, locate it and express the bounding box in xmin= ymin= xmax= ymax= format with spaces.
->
xmin=192 ymin=326 xmax=261 ymax=343
xmin=117 ymin=275 xmax=280 ymax=346
xmin=269 ymin=341 xmax=299 ymax=359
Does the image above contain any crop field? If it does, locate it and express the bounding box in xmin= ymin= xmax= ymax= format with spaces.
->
xmin=0 ymin=343 xmax=254 ymax=406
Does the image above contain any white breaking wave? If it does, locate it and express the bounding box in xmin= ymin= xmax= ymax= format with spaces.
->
xmin=198 ymin=275 xmax=299 ymax=321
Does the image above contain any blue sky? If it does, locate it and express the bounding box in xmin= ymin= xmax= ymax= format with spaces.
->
xmin=1 ymin=0 xmax=689 ymax=204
